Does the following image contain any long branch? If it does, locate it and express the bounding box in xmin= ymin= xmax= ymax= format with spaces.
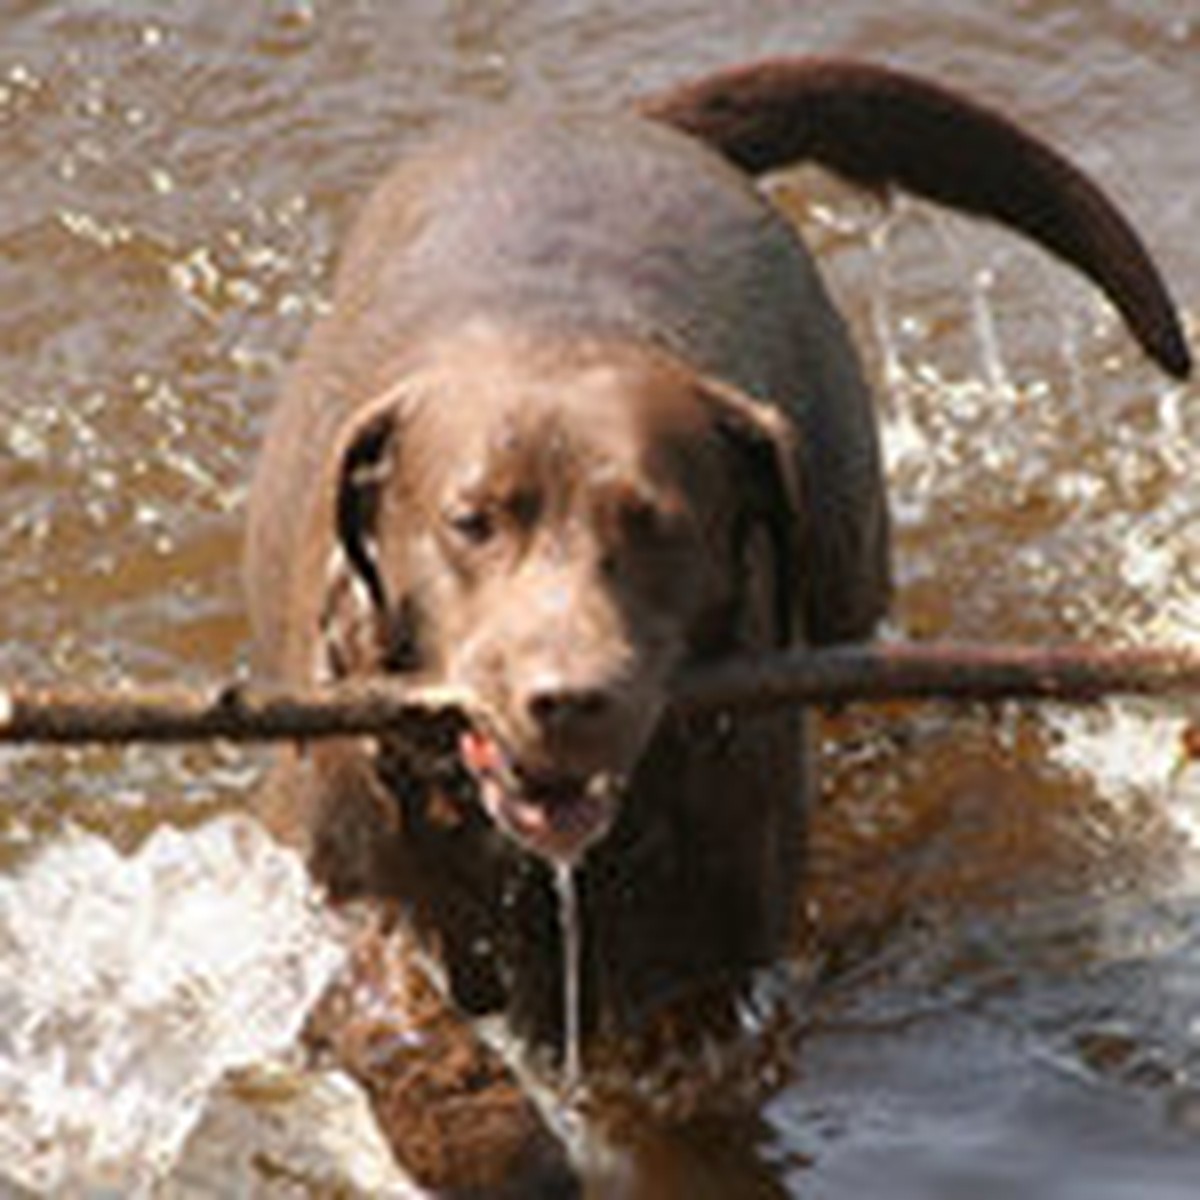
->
xmin=1 ymin=642 xmax=1197 ymax=746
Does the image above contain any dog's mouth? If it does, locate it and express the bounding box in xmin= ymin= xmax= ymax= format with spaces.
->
xmin=459 ymin=728 xmax=623 ymax=865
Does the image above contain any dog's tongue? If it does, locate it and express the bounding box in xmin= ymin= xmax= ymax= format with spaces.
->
xmin=459 ymin=730 xmax=614 ymax=865
xmin=460 ymin=728 xmax=507 ymax=777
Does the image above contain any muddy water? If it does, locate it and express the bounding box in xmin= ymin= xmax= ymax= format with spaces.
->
xmin=0 ymin=1 xmax=1197 ymax=1196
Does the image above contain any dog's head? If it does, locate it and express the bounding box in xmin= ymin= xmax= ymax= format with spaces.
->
xmin=325 ymin=325 xmax=800 ymax=864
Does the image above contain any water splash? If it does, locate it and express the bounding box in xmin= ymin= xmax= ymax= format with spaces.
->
xmin=1045 ymin=701 xmax=1200 ymax=853
xmin=0 ymin=814 xmax=346 ymax=1196
xmin=169 ymin=1062 xmax=424 ymax=1198
xmin=866 ymin=208 xmax=905 ymax=392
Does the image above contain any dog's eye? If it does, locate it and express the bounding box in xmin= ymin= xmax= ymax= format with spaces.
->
xmin=601 ymin=491 xmax=695 ymax=583
xmin=444 ymin=489 xmax=541 ymax=549
xmin=508 ymin=488 xmax=541 ymax=529
xmin=621 ymin=494 xmax=689 ymax=547
xmin=623 ymin=499 xmax=664 ymax=542
xmin=445 ymin=506 xmax=496 ymax=546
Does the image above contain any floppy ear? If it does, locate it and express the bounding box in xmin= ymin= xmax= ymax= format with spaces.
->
xmin=335 ymin=401 xmax=396 ymax=615
xmin=317 ymin=387 xmax=420 ymax=679
xmin=699 ymin=377 xmax=805 ymax=645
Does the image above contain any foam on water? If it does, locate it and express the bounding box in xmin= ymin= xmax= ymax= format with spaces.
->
xmin=0 ymin=814 xmax=346 ymax=1195
xmin=1045 ymin=701 xmax=1199 ymax=841
xmin=168 ymin=1062 xmax=424 ymax=1199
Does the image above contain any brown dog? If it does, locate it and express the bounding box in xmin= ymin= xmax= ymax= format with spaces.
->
xmin=244 ymin=58 xmax=1189 ymax=1190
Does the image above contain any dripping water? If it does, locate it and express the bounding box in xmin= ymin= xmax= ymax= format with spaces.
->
xmin=930 ymin=210 xmax=1014 ymax=398
xmin=867 ymin=205 xmax=905 ymax=390
xmin=554 ymin=861 xmax=583 ymax=1090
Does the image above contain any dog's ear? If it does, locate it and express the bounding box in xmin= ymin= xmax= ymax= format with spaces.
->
xmin=698 ymin=377 xmax=805 ymax=644
xmin=317 ymin=389 xmax=423 ymax=680
xmin=335 ymin=400 xmax=398 ymax=614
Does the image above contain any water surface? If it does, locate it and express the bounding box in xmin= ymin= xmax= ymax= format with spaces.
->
xmin=0 ymin=2 xmax=1197 ymax=1195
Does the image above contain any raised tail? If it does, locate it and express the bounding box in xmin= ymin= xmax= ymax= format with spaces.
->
xmin=638 ymin=57 xmax=1191 ymax=380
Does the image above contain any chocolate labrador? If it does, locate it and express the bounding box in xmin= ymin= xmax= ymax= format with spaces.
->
xmin=244 ymin=57 xmax=1190 ymax=1191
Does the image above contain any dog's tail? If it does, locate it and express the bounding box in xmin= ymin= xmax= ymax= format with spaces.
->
xmin=638 ymin=57 xmax=1191 ymax=380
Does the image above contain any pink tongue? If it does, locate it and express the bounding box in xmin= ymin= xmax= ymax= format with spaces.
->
xmin=459 ymin=729 xmax=506 ymax=776
xmin=459 ymin=728 xmax=610 ymax=863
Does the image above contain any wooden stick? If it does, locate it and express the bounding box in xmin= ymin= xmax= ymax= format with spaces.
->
xmin=670 ymin=642 xmax=1200 ymax=714
xmin=0 ymin=680 xmax=471 ymax=747
xmin=0 ymin=643 xmax=1197 ymax=746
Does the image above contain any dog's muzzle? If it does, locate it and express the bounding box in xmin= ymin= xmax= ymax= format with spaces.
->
xmin=459 ymin=727 xmax=624 ymax=865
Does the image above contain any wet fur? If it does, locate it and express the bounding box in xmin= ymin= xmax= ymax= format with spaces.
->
xmin=244 ymin=57 xmax=1189 ymax=1193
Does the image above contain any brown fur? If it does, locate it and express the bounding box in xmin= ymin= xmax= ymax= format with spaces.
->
xmin=244 ymin=57 xmax=1189 ymax=1192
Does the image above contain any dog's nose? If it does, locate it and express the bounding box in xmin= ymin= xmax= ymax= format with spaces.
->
xmin=525 ymin=677 xmax=613 ymax=732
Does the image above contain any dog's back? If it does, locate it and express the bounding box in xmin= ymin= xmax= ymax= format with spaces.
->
xmin=335 ymin=111 xmax=865 ymax=400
